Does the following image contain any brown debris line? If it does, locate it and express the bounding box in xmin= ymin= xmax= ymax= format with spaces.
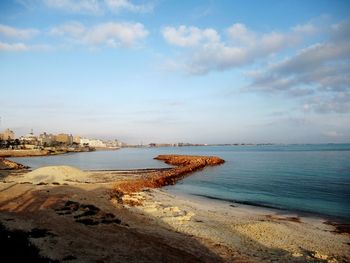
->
xmin=112 ymin=155 xmax=225 ymax=199
xmin=325 ymin=221 xmax=350 ymax=235
xmin=0 ymin=158 xmax=28 ymax=170
xmin=266 ymin=215 xmax=302 ymax=223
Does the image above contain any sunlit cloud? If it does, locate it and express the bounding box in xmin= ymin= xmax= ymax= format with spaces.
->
xmin=162 ymin=25 xmax=219 ymax=47
xmin=0 ymin=24 xmax=39 ymax=39
xmin=50 ymin=21 xmax=149 ymax=47
xmin=162 ymin=23 xmax=302 ymax=75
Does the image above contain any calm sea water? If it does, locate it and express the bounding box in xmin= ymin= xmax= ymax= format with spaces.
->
xmin=10 ymin=144 xmax=350 ymax=221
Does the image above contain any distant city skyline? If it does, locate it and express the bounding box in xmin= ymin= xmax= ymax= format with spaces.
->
xmin=1 ymin=0 xmax=350 ymax=144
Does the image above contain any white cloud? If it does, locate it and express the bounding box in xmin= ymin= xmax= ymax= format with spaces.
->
xmin=0 ymin=41 xmax=28 ymax=51
xmin=292 ymin=22 xmax=317 ymax=34
xmin=50 ymin=22 xmax=86 ymax=38
xmin=0 ymin=41 xmax=53 ymax=52
xmin=0 ymin=21 xmax=148 ymax=51
xmin=246 ymin=20 xmax=350 ymax=113
xmin=84 ymin=22 xmax=148 ymax=47
xmin=162 ymin=23 xmax=302 ymax=75
xmin=50 ymin=21 xmax=149 ymax=47
xmin=303 ymin=92 xmax=350 ymax=114
xmin=162 ymin=25 xmax=219 ymax=47
xmin=260 ymin=32 xmax=299 ymax=53
xmin=187 ymin=43 xmax=248 ymax=74
xmin=226 ymin=23 xmax=256 ymax=45
xmin=161 ymin=19 xmax=350 ymax=114
xmin=0 ymin=24 xmax=39 ymax=39
xmin=247 ymin=42 xmax=350 ymax=94
xmin=105 ymin=0 xmax=154 ymax=13
xmin=41 ymin=0 xmax=154 ymax=14
xmin=44 ymin=0 xmax=102 ymax=14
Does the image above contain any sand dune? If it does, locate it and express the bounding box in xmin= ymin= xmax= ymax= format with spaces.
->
xmin=12 ymin=165 xmax=89 ymax=184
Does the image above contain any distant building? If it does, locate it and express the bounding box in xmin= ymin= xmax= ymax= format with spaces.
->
xmin=80 ymin=138 xmax=106 ymax=148
xmin=38 ymin=132 xmax=56 ymax=146
xmin=56 ymin=134 xmax=73 ymax=145
xmin=0 ymin=128 xmax=15 ymax=140
xmin=105 ymin=139 xmax=122 ymax=148
xmin=20 ymin=131 xmax=38 ymax=145
xmin=73 ymin=136 xmax=81 ymax=144
xmin=149 ymin=143 xmax=175 ymax=147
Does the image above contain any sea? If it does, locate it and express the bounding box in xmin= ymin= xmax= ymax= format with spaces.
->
xmin=9 ymin=144 xmax=350 ymax=222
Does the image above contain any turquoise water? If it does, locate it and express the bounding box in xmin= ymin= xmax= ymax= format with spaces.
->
xmin=10 ymin=144 xmax=350 ymax=221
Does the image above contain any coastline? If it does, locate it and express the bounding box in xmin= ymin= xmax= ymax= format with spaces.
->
xmin=180 ymin=192 xmax=350 ymax=226
xmin=0 ymin=148 xmax=94 ymax=158
xmin=166 ymin=189 xmax=350 ymax=233
xmin=0 ymin=155 xmax=349 ymax=262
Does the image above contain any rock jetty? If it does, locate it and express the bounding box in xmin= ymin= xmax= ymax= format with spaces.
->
xmin=113 ymin=155 xmax=225 ymax=201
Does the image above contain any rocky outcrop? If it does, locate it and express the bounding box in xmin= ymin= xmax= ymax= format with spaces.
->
xmin=0 ymin=158 xmax=28 ymax=170
xmin=113 ymin=155 xmax=225 ymax=202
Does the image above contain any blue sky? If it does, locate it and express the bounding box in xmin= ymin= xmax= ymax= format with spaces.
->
xmin=0 ymin=0 xmax=349 ymax=144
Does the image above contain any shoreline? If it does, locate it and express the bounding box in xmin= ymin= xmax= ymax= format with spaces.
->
xmin=0 ymin=147 xmax=120 ymax=158
xmin=0 ymin=155 xmax=349 ymax=262
xmin=1 ymin=154 xmax=348 ymax=226
xmin=165 ymin=189 xmax=350 ymax=233
xmin=182 ymin=192 xmax=350 ymax=225
xmin=0 ymin=149 xmax=94 ymax=158
xmin=1 ymin=155 xmax=348 ymax=225
xmin=129 ymin=188 xmax=350 ymax=262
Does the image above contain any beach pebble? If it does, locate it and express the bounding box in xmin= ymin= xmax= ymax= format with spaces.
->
xmin=292 ymin=252 xmax=303 ymax=257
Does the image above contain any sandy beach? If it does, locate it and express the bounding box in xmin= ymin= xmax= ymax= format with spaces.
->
xmin=129 ymin=189 xmax=350 ymax=262
xmin=0 ymin=156 xmax=349 ymax=263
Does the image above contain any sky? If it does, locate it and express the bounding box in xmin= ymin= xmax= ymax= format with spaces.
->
xmin=0 ymin=0 xmax=349 ymax=144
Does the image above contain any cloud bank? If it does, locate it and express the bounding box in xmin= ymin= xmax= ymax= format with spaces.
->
xmin=246 ymin=20 xmax=350 ymax=113
xmin=0 ymin=21 xmax=148 ymax=51
xmin=161 ymin=20 xmax=350 ymax=114
xmin=162 ymin=23 xmax=302 ymax=74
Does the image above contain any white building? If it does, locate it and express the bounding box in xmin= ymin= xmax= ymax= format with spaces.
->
xmin=105 ymin=139 xmax=122 ymax=148
xmin=20 ymin=131 xmax=38 ymax=144
xmin=80 ymin=138 xmax=106 ymax=148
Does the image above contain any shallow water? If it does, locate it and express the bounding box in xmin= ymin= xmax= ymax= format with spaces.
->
xmin=11 ymin=144 xmax=350 ymax=221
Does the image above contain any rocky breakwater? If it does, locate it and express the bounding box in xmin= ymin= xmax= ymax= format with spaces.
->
xmin=153 ymin=155 xmax=225 ymax=185
xmin=112 ymin=155 xmax=225 ymax=204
